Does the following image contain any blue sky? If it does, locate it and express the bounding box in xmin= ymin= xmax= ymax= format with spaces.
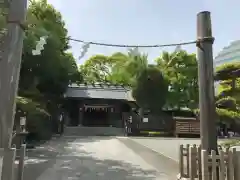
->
xmin=47 ymin=0 xmax=240 ymax=64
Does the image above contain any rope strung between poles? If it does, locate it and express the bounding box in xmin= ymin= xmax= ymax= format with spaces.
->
xmin=68 ymin=37 xmax=197 ymax=48
xmin=67 ymin=37 xmax=197 ymax=60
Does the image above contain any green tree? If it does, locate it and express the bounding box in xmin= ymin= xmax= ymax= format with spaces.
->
xmin=79 ymin=54 xmax=116 ymax=83
xmin=132 ymin=66 xmax=168 ymax=113
xmin=215 ymin=62 xmax=240 ymax=102
xmin=109 ymin=50 xmax=148 ymax=86
xmin=155 ymin=50 xmax=198 ymax=109
xmin=80 ymin=50 xmax=148 ymax=86
xmin=0 ymin=0 xmax=82 ymax=141
xmin=19 ymin=0 xmax=82 ymax=102
xmin=214 ymin=62 xmax=240 ymax=124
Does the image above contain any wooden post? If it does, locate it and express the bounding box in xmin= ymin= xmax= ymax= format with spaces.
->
xmin=202 ymin=150 xmax=209 ymax=180
xmin=198 ymin=145 xmax=202 ymax=180
xmin=17 ymin=144 xmax=26 ymax=180
xmin=186 ymin=144 xmax=190 ymax=177
xmin=190 ymin=145 xmax=197 ymax=180
xmin=197 ymin=11 xmax=217 ymax=152
xmin=0 ymin=148 xmax=3 ymax=180
xmin=226 ymin=148 xmax=234 ymax=180
xmin=0 ymin=0 xmax=28 ymax=148
xmin=179 ymin=144 xmax=184 ymax=177
xmin=218 ymin=149 xmax=225 ymax=180
xmin=211 ymin=150 xmax=217 ymax=180
xmin=231 ymin=148 xmax=239 ymax=180
xmin=1 ymin=147 xmax=16 ymax=180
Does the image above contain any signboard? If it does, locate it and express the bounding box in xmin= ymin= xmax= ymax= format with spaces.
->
xmin=20 ymin=117 xmax=26 ymax=126
xmin=143 ymin=118 xmax=148 ymax=123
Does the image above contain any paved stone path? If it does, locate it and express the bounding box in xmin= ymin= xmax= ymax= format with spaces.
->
xmin=24 ymin=136 xmax=171 ymax=180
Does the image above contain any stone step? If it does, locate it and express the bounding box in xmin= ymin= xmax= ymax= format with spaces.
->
xmin=64 ymin=126 xmax=124 ymax=136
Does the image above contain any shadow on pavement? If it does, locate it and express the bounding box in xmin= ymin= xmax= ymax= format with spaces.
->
xmin=22 ymin=136 xmax=77 ymax=180
xmin=23 ymin=136 xmax=165 ymax=180
xmin=119 ymin=137 xmax=179 ymax=180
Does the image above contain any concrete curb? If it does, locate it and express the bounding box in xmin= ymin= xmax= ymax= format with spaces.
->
xmin=128 ymin=138 xmax=179 ymax=162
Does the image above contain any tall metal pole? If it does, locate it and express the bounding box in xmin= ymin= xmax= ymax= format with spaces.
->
xmin=197 ymin=11 xmax=217 ymax=152
xmin=0 ymin=0 xmax=27 ymax=148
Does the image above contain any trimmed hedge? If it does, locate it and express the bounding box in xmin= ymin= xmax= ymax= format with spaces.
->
xmin=215 ymin=62 xmax=240 ymax=81
xmin=194 ymin=108 xmax=240 ymax=124
xmin=216 ymin=96 xmax=237 ymax=110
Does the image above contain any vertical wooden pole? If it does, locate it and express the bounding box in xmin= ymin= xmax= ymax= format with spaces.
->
xmin=0 ymin=148 xmax=3 ymax=180
xmin=186 ymin=144 xmax=190 ymax=177
xmin=1 ymin=148 xmax=16 ymax=180
xmin=226 ymin=148 xmax=234 ymax=180
xmin=197 ymin=11 xmax=217 ymax=152
xmin=198 ymin=145 xmax=202 ymax=180
xmin=218 ymin=149 xmax=225 ymax=180
xmin=231 ymin=148 xmax=239 ymax=180
xmin=202 ymin=150 xmax=209 ymax=180
xmin=190 ymin=145 xmax=197 ymax=180
xmin=179 ymin=144 xmax=184 ymax=177
xmin=17 ymin=144 xmax=26 ymax=180
xmin=211 ymin=150 xmax=217 ymax=180
xmin=0 ymin=0 xmax=27 ymax=148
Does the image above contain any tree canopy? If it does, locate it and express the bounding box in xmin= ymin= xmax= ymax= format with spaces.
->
xmin=20 ymin=0 xmax=82 ymax=102
xmin=132 ymin=66 xmax=168 ymax=112
xmin=155 ymin=50 xmax=199 ymax=109
xmin=215 ymin=62 xmax=240 ymax=103
xmin=0 ymin=0 xmax=82 ymax=139
xmin=213 ymin=61 xmax=240 ymax=125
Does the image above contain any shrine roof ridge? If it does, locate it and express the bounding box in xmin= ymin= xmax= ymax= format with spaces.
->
xmin=68 ymin=83 xmax=131 ymax=90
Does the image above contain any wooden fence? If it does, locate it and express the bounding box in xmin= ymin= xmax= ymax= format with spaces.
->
xmin=0 ymin=144 xmax=26 ymax=180
xmin=179 ymin=144 xmax=240 ymax=180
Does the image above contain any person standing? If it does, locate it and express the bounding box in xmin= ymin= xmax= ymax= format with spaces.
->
xmin=58 ymin=112 xmax=64 ymax=135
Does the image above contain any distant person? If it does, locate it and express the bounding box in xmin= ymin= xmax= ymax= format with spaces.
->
xmin=124 ymin=116 xmax=132 ymax=136
xmin=58 ymin=113 xmax=64 ymax=135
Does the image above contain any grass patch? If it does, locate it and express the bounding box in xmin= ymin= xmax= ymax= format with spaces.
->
xmin=140 ymin=131 xmax=166 ymax=135
xmin=221 ymin=139 xmax=240 ymax=148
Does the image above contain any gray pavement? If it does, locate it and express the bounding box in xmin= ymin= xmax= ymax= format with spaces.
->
xmin=129 ymin=137 xmax=231 ymax=162
xmin=23 ymin=136 xmax=174 ymax=180
xmin=25 ymin=136 xmax=238 ymax=179
xmin=23 ymin=137 xmax=77 ymax=180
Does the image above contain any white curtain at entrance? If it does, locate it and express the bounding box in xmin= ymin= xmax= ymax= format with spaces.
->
xmin=84 ymin=105 xmax=114 ymax=112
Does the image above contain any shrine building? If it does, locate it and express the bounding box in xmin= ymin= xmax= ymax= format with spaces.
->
xmin=64 ymin=83 xmax=136 ymax=128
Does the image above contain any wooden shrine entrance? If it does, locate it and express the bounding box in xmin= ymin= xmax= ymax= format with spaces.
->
xmin=82 ymin=104 xmax=114 ymax=127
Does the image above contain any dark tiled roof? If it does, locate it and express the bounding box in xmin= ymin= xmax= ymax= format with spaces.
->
xmin=65 ymin=83 xmax=135 ymax=101
xmin=68 ymin=83 xmax=130 ymax=90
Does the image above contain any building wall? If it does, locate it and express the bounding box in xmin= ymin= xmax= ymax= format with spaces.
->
xmin=66 ymin=98 xmax=131 ymax=127
xmin=214 ymin=40 xmax=240 ymax=67
xmin=214 ymin=40 xmax=240 ymax=94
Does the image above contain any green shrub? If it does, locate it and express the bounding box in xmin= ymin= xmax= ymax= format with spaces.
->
xmin=215 ymin=62 xmax=240 ymax=81
xmin=221 ymin=139 xmax=240 ymax=148
xmin=16 ymin=96 xmax=52 ymax=141
xmin=216 ymin=96 xmax=237 ymax=110
xmin=194 ymin=108 xmax=240 ymax=124
xmin=26 ymin=111 xmax=52 ymax=141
